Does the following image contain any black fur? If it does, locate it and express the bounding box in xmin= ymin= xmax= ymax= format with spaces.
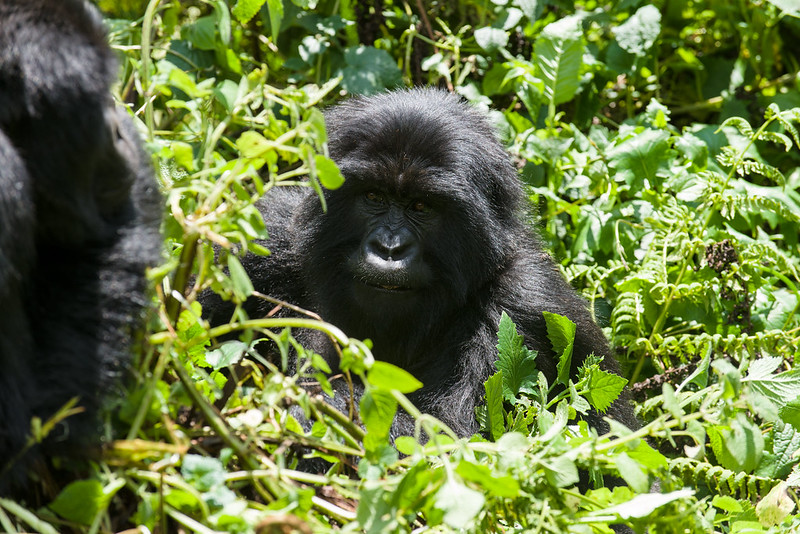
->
xmin=0 ymin=0 xmax=161 ymax=495
xmin=204 ymin=88 xmax=637 ymax=438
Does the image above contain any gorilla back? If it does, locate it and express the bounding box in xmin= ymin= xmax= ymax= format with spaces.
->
xmin=205 ymin=88 xmax=636 ymax=438
xmin=0 ymin=0 xmax=161 ymax=494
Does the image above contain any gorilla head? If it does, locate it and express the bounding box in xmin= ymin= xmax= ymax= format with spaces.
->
xmin=295 ymin=91 xmax=525 ymax=366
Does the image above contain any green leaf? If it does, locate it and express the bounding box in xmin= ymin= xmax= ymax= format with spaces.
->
xmin=708 ymin=415 xmax=764 ymax=473
xmin=361 ymin=389 xmax=398 ymax=454
xmin=745 ymin=358 xmax=800 ymax=406
xmin=205 ymin=340 xmax=247 ymax=370
xmin=456 ymin=460 xmax=520 ymax=498
xmin=756 ymin=482 xmax=795 ymax=526
xmin=614 ymin=452 xmax=650 ymax=492
xmin=435 ymin=480 xmax=485 ymax=529
xmin=544 ymin=455 xmax=579 ymax=488
xmin=49 ymin=479 xmax=118 ymax=525
xmin=607 ymin=129 xmax=672 ymax=191
xmin=779 ymin=398 xmax=800 ymax=431
xmin=237 ymin=130 xmax=271 ymax=158
xmin=596 ymin=489 xmax=695 ymax=520
xmin=496 ymin=312 xmax=538 ymax=402
xmin=534 ymin=15 xmax=584 ymax=107
xmin=265 ymin=0 xmax=283 ymax=41
xmin=227 ymin=254 xmax=254 ymax=301
xmin=367 ymin=361 xmax=423 ymax=393
xmin=483 ymin=371 xmax=506 ymax=441
xmin=585 ymin=368 xmax=627 ymax=413
xmin=543 ymin=311 xmax=576 ymax=387
xmin=183 ymin=16 xmax=217 ymax=51
xmin=340 ymin=46 xmax=402 ymax=95
xmin=313 ymin=154 xmax=345 ymax=189
xmin=614 ymin=5 xmax=661 ymax=57
xmin=232 ymin=0 xmax=266 ymax=23
xmin=474 ymin=27 xmax=509 ymax=52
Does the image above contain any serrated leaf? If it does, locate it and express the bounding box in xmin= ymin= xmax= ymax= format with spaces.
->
xmin=367 ymin=361 xmax=423 ymax=393
xmin=232 ymin=0 xmax=266 ymax=23
xmin=779 ymin=398 xmax=800 ymax=431
xmin=585 ymin=368 xmax=627 ymax=413
xmin=496 ymin=312 xmax=538 ymax=402
xmin=484 ymin=371 xmax=506 ymax=441
xmin=745 ymin=359 xmax=800 ymax=406
xmin=543 ymin=311 xmax=576 ymax=387
xmin=534 ymin=15 xmax=584 ymax=106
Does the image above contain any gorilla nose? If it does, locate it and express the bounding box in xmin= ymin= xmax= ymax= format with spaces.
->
xmin=365 ymin=230 xmax=418 ymax=262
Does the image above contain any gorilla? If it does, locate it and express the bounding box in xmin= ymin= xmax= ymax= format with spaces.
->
xmin=204 ymin=88 xmax=638 ymax=439
xmin=0 ymin=0 xmax=161 ymax=495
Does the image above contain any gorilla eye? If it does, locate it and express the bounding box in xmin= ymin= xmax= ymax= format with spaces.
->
xmin=365 ymin=191 xmax=385 ymax=203
xmin=412 ymin=200 xmax=429 ymax=213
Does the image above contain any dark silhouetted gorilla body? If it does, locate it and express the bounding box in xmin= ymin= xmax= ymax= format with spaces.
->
xmin=0 ymin=0 xmax=161 ymax=494
xmin=205 ymin=88 xmax=637 ymax=438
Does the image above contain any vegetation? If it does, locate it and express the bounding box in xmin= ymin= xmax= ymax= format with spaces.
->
xmin=2 ymin=0 xmax=800 ymax=532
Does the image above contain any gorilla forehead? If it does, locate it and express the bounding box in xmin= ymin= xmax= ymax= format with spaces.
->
xmin=326 ymin=88 xmax=507 ymax=200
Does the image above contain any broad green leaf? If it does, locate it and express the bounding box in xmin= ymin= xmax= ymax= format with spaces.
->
xmin=205 ymin=340 xmax=247 ymax=370
xmin=780 ymin=398 xmax=800 ymax=431
xmin=585 ymin=368 xmax=627 ymax=413
xmin=745 ymin=358 xmax=800 ymax=406
xmin=534 ymin=15 xmax=584 ymax=106
xmin=361 ymin=389 xmax=397 ymax=443
xmin=367 ymin=361 xmax=423 ymax=393
xmin=474 ymin=27 xmax=509 ymax=52
xmin=314 ymin=154 xmax=345 ymax=189
xmin=496 ymin=312 xmax=538 ymax=402
xmin=614 ymin=452 xmax=650 ymax=492
xmin=49 ymin=479 xmax=118 ymax=525
xmin=756 ymin=482 xmax=795 ymax=526
xmin=340 ymin=46 xmax=402 ymax=95
xmin=543 ymin=455 xmax=579 ymax=488
xmin=543 ymin=311 xmax=576 ymax=387
xmin=435 ymin=480 xmax=485 ymax=529
xmin=232 ymin=0 xmax=266 ymax=23
xmin=607 ymin=129 xmax=672 ymax=191
xmin=456 ymin=460 xmax=520 ymax=498
xmin=614 ymin=5 xmax=661 ymax=57
xmin=183 ymin=16 xmax=217 ymax=51
xmin=237 ymin=130 xmax=271 ymax=158
xmin=483 ymin=371 xmax=506 ymax=441
xmin=708 ymin=416 xmax=764 ymax=473
xmin=711 ymin=495 xmax=743 ymax=513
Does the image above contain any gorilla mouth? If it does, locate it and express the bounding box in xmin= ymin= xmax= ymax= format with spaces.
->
xmin=370 ymin=283 xmax=411 ymax=292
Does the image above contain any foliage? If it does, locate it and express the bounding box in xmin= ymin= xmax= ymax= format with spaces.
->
xmin=2 ymin=0 xmax=800 ymax=532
